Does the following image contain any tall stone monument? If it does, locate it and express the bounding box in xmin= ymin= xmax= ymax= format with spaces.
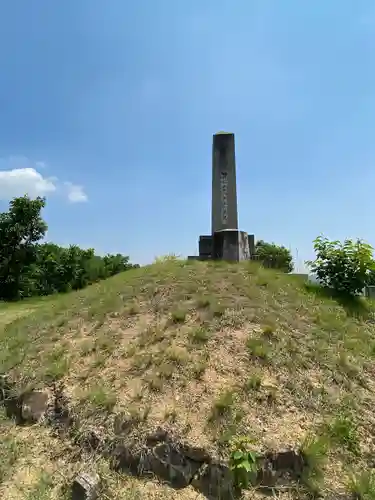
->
xmin=211 ymin=132 xmax=238 ymax=233
xmin=189 ymin=132 xmax=256 ymax=262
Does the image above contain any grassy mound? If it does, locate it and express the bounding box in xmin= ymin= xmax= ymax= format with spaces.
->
xmin=1 ymin=260 xmax=375 ymax=499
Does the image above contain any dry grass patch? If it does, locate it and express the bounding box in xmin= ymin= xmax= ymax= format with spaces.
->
xmin=195 ymin=296 xmax=212 ymax=309
xmin=191 ymin=359 xmax=208 ymax=380
xmin=188 ymin=325 xmax=211 ymax=344
xmin=209 ymin=388 xmax=237 ymax=421
xmin=80 ymin=383 xmax=117 ymax=412
xmin=246 ymin=334 xmax=272 ymax=361
xmin=170 ymin=308 xmax=187 ymax=324
xmin=164 ymin=343 xmax=189 ymax=365
xmin=243 ymin=370 xmax=262 ymax=392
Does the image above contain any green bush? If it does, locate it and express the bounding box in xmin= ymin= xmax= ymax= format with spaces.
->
xmin=0 ymin=195 xmax=138 ymax=301
xmin=254 ymin=240 xmax=293 ymax=273
xmin=306 ymin=236 xmax=375 ymax=297
xmin=153 ymin=253 xmax=181 ymax=264
xmin=229 ymin=436 xmax=259 ymax=490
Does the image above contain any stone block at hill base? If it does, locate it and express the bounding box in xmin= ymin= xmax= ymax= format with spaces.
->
xmin=213 ymin=229 xmax=250 ymax=261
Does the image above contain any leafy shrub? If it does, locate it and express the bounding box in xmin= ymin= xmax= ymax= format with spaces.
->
xmin=229 ymin=436 xmax=258 ymax=489
xmin=254 ymin=240 xmax=293 ymax=273
xmin=306 ymin=236 xmax=375 ymax=297
xmin=153 ymin=253 xmax=181 ymax=264
xmin=0 ymin=196 xmax=138 ymax=301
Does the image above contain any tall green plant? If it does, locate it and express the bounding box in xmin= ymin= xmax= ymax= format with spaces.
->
xmin=306 ymin=236 xmax=375 ymax=296
xmin=254 ymin=240 xmax=293 ymax=273
xmin=229 ymin=436 xmax=258 ymax=489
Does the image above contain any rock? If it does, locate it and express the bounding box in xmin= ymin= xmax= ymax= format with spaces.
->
xmin=147 ymin=442 xmax=202 ymax=488
xmin=254 ymin=449 xmax=305 ymax=488
xmin=110 ymin=435 xmax=204 ymax=488
xmin=145 ymin=428 xmax=169 ymax=446
xmin=47 ymin=386 xmax=73 ymax=435
xmin=113 ymin=412 xmax=139 ymax=435
xmin=110 ymin=443 xmax=142 ymax=475
xmin=266 ymin=449 xmax=304 ymax=476
xmin=256 ymin=459 xmax=278 ymax=487
xmin=179 ymin=443 xmax=211 ymax=463
xmin=52 ymin=383 xmax=71 ymax=423
xmin=71 ymin=472 xmax=100 ymax=500
xmin=21 ymin=391 xmax=49 ymax=424
xmin=192 ymin=462 xmax=237 ymax=500
xmin=75 ymin=428 xmax=102 ymax=452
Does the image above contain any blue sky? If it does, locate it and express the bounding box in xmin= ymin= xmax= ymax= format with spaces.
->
xmin=1 ymin=1 xmax=375 ymax=270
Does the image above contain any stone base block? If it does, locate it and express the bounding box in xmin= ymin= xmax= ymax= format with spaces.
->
xmin=248 ymin=234 xmax=255 ymax=258
xmin=199 ymin=235 xmax=213 ymax=256
xmin=213 ymin=229 xmax=250 ymax=262
xmin=187 ymin=255 xmax=211 ymax=261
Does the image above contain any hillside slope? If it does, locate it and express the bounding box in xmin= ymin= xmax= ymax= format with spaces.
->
xmin=1 ymin=260 xmax=375 ymax=500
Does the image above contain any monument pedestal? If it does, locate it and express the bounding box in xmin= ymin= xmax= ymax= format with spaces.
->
xmin=213 ymin=229 xmax=250 ymax=262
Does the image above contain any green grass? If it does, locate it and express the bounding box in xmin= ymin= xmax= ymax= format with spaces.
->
xmin=170 ymin=308 xmax=187 ymax=323
xmin=243 ymin=371 xmax=262 ymax=392
xmin=1 ymin=259 xmax=375 ymax=498
xmin=81 ymin=384 xmax=117 ymax=412
xmin=25 ymin=472 xmax=54 ymax=500
xmin=349 ymin=470 xmax=375 ymax=500
xmin=195 ymin=296 xmax=211 ymax=309
xmin=300 ymin=434 xmax=330 ymax=494
xmin=188 ymin=325 xmax=211 ymax=344
xmin=0 ymin=433 xmax=25 ymax=483
xmin=325 ymin=413 xmax=360 ymax=454
xmin=246 ymin=335 xmax=271 ymax=360
xmin=210 ymin=389 xmax=236 ymax=421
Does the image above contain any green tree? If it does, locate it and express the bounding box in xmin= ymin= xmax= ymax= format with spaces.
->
xmin=0 ymin=196 xmax=47 ymax=300
xmin=306 ymin=236 xmax=375 ymax=296
xmin=0 ymin=195 xmax=138 ymax=301
xmin=103 ymin=253 xmax=134 ymax=276
xmin=254 ymin=240 xmax=293 ymax=273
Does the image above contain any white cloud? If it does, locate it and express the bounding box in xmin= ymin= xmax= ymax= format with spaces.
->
xmin=0 ymin=167 xmax=56 ymax=200
xmin=64 ymin=182 xmax=88 ymax=203
xmin=0 ymin=157 xmax=88 ymax=203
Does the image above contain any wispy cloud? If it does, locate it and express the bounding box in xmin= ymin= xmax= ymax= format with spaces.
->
xmin=64 ymin=182 xmax=88 ymax=203
xmin=0 ymin=157 xmax=88 ymax=203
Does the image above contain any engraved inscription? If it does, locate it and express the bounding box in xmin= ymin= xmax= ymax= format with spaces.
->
xmin=220 ymin=171 xmax=228 ymax=224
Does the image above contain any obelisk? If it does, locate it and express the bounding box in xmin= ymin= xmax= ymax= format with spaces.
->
xmin=188 ymin=131 xmax=254 ymax=262
xmin=211 ymin=132 xmax=250 ymax=261
xmin=211 ymin=132 xmax=239 ymax=234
